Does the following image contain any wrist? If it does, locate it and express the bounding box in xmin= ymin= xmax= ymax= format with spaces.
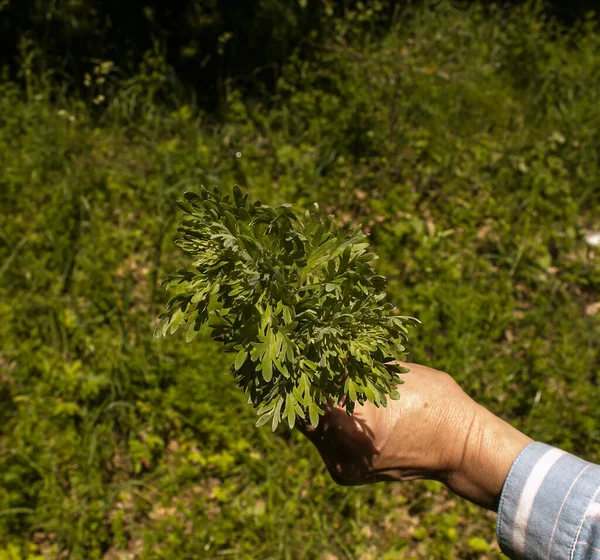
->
xmin=445 ymin=405 xmax=533 ymax=511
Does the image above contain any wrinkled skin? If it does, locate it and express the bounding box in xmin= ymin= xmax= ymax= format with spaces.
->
xmin=299 ymin=363 xmax=532 ymax=511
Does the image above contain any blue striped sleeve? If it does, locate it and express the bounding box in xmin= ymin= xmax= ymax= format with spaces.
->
xmin=497 ymin=442 xmax=600 ymax=560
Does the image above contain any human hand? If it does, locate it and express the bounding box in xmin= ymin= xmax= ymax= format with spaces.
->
xmin=298 ymin=363 xmax=532 ymax=511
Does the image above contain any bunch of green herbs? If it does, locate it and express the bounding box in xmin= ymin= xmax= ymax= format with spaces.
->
xmin=155 ymin=186 xmax=416 ymax=429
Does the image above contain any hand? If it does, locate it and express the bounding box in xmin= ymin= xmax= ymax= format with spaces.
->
xmin=298 ymin=363 xmax=532 ymax=511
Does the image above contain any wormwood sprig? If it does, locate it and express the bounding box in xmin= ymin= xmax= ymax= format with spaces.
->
xmin=155 ymin=186 xmax=418 ymax=430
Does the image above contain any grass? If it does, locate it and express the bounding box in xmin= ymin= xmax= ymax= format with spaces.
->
xmin=0 ymin=2 xmax=599 ymax=558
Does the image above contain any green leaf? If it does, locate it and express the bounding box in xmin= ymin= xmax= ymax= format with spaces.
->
xmin=261 ymin=359 xmax=273 ymax=382
xmin=234 ymin=350 xmax=248 ymax=370
xmin=346 ymin=379 xmax=357 ymax=402
xmin=191 ymin=289 xmax=208 ymax=304
xmin=282 ymin=306 xmax=292 ymax=324
xmin=256 ymin=412 xmax=272 ymax=428
xmin=153 ymin=317 xmax=169 ymax=338
xmin=169 ymin=307 xmax=185 ymax=334
xmin=271 ymin=396 xmax=284 ymax=431
xmin=284 ymin=394 xmax=297 ymax=429
xmin=364 ymin=382 xmax=376 ymax=402
xmin=302 ymin=359 xmax=319 ymax=371
xmin=186 ymin=325 xmax=201 ymax=342
xmin=308 ymin=402 xmax=322 ymax=428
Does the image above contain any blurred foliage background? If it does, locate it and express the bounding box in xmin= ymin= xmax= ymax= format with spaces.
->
xmin=0 ymin=0 xmax=599 ymax=558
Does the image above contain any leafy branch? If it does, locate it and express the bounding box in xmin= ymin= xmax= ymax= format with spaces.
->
xmin=155 ymin=186 xmax=418 ymax=430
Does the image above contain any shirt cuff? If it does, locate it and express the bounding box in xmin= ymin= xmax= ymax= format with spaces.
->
xmin=497 ymin=442 xmax=600 ymax=560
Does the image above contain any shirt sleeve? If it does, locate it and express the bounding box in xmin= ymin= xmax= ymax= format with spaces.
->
xmin=497 ymin=442 xmax=600 ymax=560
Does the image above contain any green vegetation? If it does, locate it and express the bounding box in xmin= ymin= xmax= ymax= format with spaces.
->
xmin=156 ymin=186 xmax=415 ymax=430
xmin=1 ymin=2 xmax=599 ymax=559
